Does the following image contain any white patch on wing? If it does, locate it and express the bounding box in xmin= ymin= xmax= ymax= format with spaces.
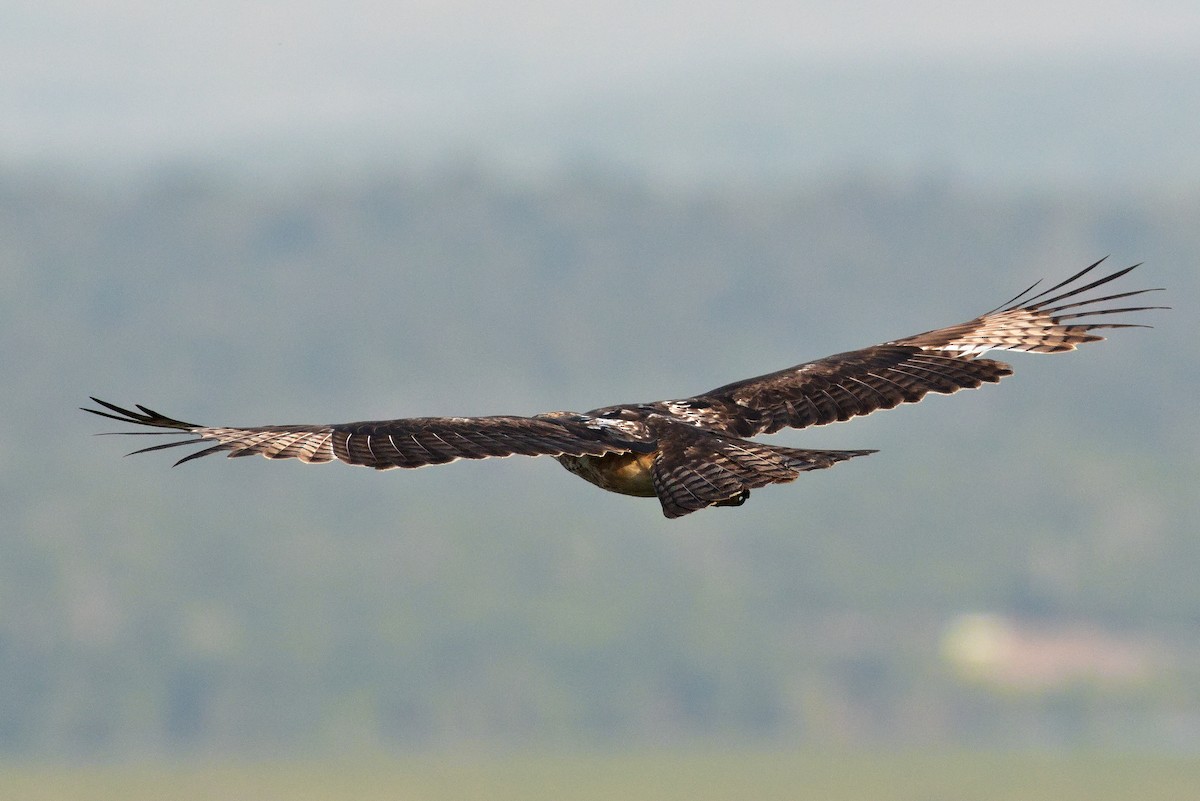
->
xmin=656 ymin=400 xmax=726 ymax=428
xmin=584 ymin=417 xmax=627 ymax=430
xmin=581 ymin=415 xmax=641 ymax=435
xmin=661 ymin=400 xmax=697 ymax=416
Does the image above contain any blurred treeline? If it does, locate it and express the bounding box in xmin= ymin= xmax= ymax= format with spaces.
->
xmin=2 ymin=166 xmax=1197 ymax=757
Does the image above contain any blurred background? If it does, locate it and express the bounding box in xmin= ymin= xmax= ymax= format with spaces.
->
xmin=3 ymin=0 xmax=1200 ymax=797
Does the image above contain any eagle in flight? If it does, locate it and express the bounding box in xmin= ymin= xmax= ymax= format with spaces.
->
xmin=86 ymin=260 xmax=1162 ymax=518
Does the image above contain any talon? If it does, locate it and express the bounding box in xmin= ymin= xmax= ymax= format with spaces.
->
xmin=715 ymin=490 xmax=750 ymax=508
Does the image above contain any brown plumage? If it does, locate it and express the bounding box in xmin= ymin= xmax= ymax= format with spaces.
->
xmin=85 ymin=259 xmax=1163 ymax=518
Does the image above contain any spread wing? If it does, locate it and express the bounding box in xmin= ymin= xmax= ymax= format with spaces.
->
xmin=683 ymin=260 xmax=1165 ymax=437
xmin=82 ymin=399 xmax=652 ymax=469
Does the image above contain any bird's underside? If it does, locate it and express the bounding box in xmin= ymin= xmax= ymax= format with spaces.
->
xmin=85 ymin=259 xmax=1164 ymax=518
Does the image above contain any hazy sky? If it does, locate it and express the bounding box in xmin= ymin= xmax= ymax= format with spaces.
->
xmin=4 ymin=1 xmax=1199 ymax=175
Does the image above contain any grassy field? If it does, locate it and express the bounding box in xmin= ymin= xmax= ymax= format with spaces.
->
xmin=4 ymin=750 xmax=1199 ymax=801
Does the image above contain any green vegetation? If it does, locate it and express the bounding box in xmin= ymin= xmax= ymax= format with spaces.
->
xmin=6 ymin=750 xmax=1200 ymax=801
xmin=2 ymin=167 xmax=1197 ymax=757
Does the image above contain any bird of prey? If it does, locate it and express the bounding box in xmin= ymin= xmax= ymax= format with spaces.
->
xmin=86 ymin=259 xmax=1163 ymax=518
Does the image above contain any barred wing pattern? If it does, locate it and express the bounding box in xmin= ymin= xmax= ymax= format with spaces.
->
xmin=690 ymin=259 xmax=1164 ymax=437
xmin=85 ymin=260 xmax=1162 ymax=518
xmin=84 ymin=399 xmax=653 ymax=469
xmin=646 ymin=418 xmax=875 ymax=519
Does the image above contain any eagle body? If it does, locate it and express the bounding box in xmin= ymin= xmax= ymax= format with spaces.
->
xmin=86 ymin=260 xmax=1163 ymax=518
xmin=547 ymin=400 xmax=740 ymax=497
xmin=557 ymin=451 xmax=658 ymax=498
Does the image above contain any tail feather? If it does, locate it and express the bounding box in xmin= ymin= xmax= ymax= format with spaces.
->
xmin=651 ymin=426 xmax=874 ymax=518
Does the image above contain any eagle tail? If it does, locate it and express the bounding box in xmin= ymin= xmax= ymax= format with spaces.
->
xmin=652 ymin=434 xmax=875 ymax=518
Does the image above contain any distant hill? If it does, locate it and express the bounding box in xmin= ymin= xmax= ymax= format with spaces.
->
xmin=2 ymin=166 xmax=1196 ymax=756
